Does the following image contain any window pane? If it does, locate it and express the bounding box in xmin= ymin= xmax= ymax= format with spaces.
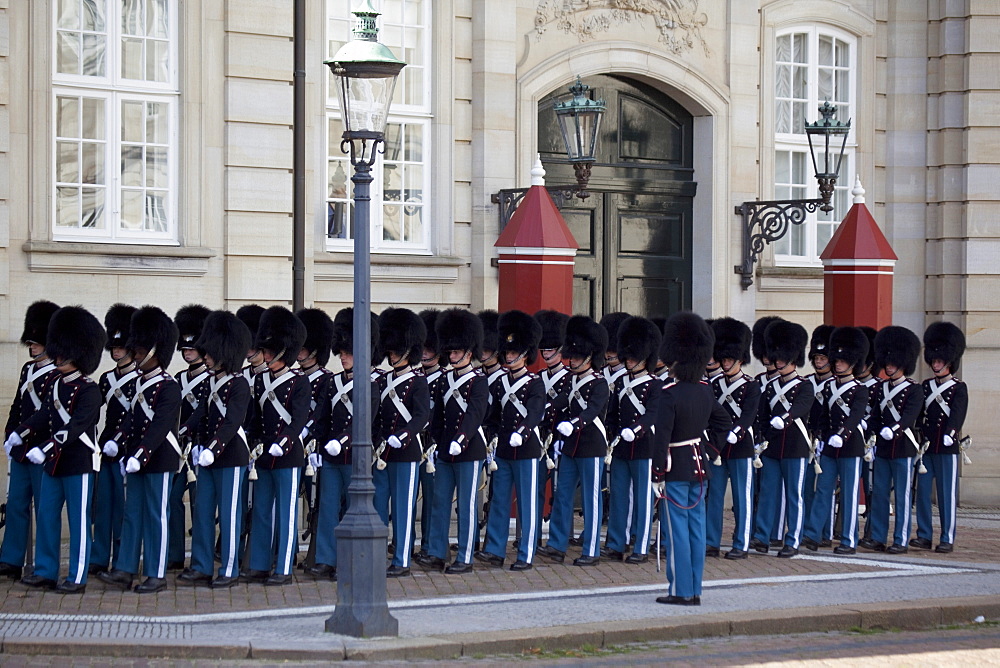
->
xmin=121 ymin=37 xmax=143 ymax=79
xmin=56 ymin=142 xmax=80 ymax=183
xmin=121 ymin=189 xmax=143 ymax=230
xmin=148 ymin=0 xmax=168 ymax=38
xmin=404 ymin=123 xmax=422 ymax=161
xmin=57 ymin=32 xmax=81 ymax=75
xmin=58 ymin=0 xmax=80 ymax=29
xmin=121 ymin=145 xmax=144 ymax=186
xmin=82 ymin=32 xmax=106 ymax=76
xmin=836 ymin=39 xmax=849 ymax=67
xmin=56 ymin=187 xmax=82 ymax=228
xmin=382 ymin=204 xmax=401 ymax=242
xmin=81 ymin=187 xmax=105 ymax=229
xmin=57 ymin=96 xmax=80 ymax=138
xmin=836 ymin=70 xmax=849 ymax=104
xmin=146 ymin=147 xmax=167 ymax=188
xmin=145 ymin=191 xmax=168 ymax=232
xmin=122 ymin=0 xmax=143 ymax=35
xmin=146 ymin=101 xmax=168 ymax=143
xmin=793 ymin=33 xmax=807 ymax=63
xmin=819 ymin=69 xmax=832 ymax=102
xmin=82 ymin=141 xmax=104 ymax=184
xmin=148 ymin=39 xmax=169 ymax=82
xmin=404 ymin=164 xmax=423 ymax=204
xmin=792 ymin=101 xmax=805 ymax=135
xmin=83 ymin=0 xmax=107 ymax=32
xmin=775 ymin=151 xmax=789 ymax=184
xmin=819 ymin=35 xmax=833 ymax=66
xmin=776 ymin=34 xmax=790 ymax=62
xmin=121 ymin=100 xmax=143 ymax=142
xmin=793 ymin=64 xmax=807 ymax=98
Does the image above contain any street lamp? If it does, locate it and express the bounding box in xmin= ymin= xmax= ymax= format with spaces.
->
xmin=323 ymin=0 xmax=405 ymax=638
xmin=735 ymin=101 xmax=851 ymax=289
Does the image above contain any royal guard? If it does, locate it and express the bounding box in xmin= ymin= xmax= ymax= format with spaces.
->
xmin=750 ymin=315 xmax=786 ymax=547
xmin=234 ymin=303 xmax=265 ymax=564
xmin=750 ymin=320 xmax=814 ymax=558
xmin=913 ymin=322 xmax=968 ymax=554
xmin=416 ymin=309 xmax=444 ymax=562
xmin=168 ymin=304 xmax=212 ymax=570
xmin=90 ymin=304 xmax=138 ymax=575
xmin=476 ymin=310 xmax=544 ymax=571
xmin=653 ymin=312 xmax=732 ymax=606
xmin=803 ymin=324 xmax=835 ymax=544
xmin=705 ymin=317 xmax=761 ymax=560
xmin=97 ymin=306 xmax=181 ymax=593
xmin=802 ymin=327 xmax=870 ymax=554
xmin=305 ymin=308 xmax=379 ymax=581
xmin=861 ymin=326 xmax=923 ymax=554
xmin=176 ymin=311 xmax=252 ymax=588
xmin=244 ymin=307 xmax=310 ymax=585
xmin=417 ymin=309 xmax=488 ymax=574
xmin=534 ymin=309 xmax=571 ymax=538
xmin=477 ymin=310 xmax=506 ymax=388
xmin=539 ymin=315 xmax=610 ymax=567
xmin=600 ymin=312 xmax=631 ymax=389
xmin=603 ymin=316 xmax=662 ymax=565
xmin=373 ymin=308 xmax=430 ymax=578
xmin=0 ymin=301 xmax=61 ymax=580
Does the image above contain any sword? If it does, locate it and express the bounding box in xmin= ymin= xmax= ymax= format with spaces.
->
xmin=959 ymin=435 xmax=973 ymax=465
xmin=604 ymin=435 xmax=621 ymax=466
xmin=374 ymin=439 xmax=388 ymax=471
xmin=752 ymin=440 xmax=768 ymax=469
xmin=485 ymin=435 xmax=499 ymax=473
xmin=421 ymin=441 xmax=438 ymax=474
xmin=916 ymin=439 xmax=930 ymax=475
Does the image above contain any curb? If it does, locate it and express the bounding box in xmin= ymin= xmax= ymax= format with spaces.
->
xmin=2 ymin=595 xmax=999 ymax=661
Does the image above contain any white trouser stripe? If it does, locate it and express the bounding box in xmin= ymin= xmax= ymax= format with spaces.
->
xmin=157 ymin=473 xmax=169 ymax=578
xmin=588 ymin=458 xmax=600 ymax=556
xmin=283 ymin=468 xmax=300 ymax=574
xmin=846 ymin=459 xmax=860 ymax=546
xmin=638 ymin=460 xmax=652 ymax=552
xmin=792 ymin=460 xmax=805 ymax=547
xmin=402 ymin=462 xmax=417 ymax=567
xmin=901 ymin=457 xmax=912 ymax=540
xmin=225 ymin=468 xmax=240 ymax=577
xmin=624 ymin=470 xmax=634 ymax=540
xmin=742 ymin=459 xmax=753 ymax=549
xmin=946 ymin=457 xmax=957 ymax=544
xmin=526 ymin=462 xmax=537 ymax=563
xmin=75 ymin=475 xmax=90 ymax=584
xmin=464 ymin=464 xmax=480 ymax=564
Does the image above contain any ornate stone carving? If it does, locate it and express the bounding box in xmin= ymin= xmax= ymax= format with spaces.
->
xmin=535 ymin=0 xmax=709 ymax=56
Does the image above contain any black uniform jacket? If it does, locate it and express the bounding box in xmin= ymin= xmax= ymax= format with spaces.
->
xmin=430 ymin=366 xmax=489 ymax=464
xmin=112 ymin=368 xmax=182 ymax=474
xmin=871 ymin=378 xmax=923 ymax=460
xmin=251 ymin=368 xmax=310 ymax=470
xmin=652 ymin=380 xmax=732 ymax=483
xmin=760 ymin=373 xmax=815 ymax=460
xmin=538 ymin=363 xmax=571 ymax=439
xmin=606 ymin=371 xmax=660 ymax=461
xmin=819 ymin=377 xmax=869 ymax=459
xmin=175 ymin=364 xmax=211 ymax=445
xmin=488 ymin=369 xmax=545 ymax=461
xmin=373 ymin=366 xmax=430 ymax=464
xmin=710 ymin=371 xmax=762 ymax=460
xmin=5 ymin=360 xmax=59 ymax=462
xmin=300 ymin=365 xmax=334 ymax=446
xmin=550 ymin=369 xmax=610 ymax=459
xmin=805 ymin=372 xmax=833 ymax=436
xmin=17 ymin=371 xmax=101 ymax=477
xmin=752 ymin=371 xmax=776 ymax=443
xmin=315 ymin=369 xmax=380 ymax=466
xmin=180 ymin=372 xmax=251 ymax=469
xmin=98 ymin=364 xmax=138 ymax=463
xmin=920 ymin=376 xmax=968 ymax=455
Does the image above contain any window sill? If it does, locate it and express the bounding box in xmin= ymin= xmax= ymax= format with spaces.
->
xmin=23 ymin=241 xmax=216 ymax=277
xmin=314 ymin=252 xmax=466 ymax=284
xmin=757 ymin=265 xmax=824 ymax=293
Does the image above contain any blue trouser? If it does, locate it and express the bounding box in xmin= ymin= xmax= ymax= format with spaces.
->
xmin=373 ymin=461 xmax=419 ymax=568
xmin=115 ymin=471 xmax=171 ymax=578
xmin=167 ymin=470 xmax=194 ymax=565
xmin=803 ymin=464 xmax=833 ymax=541
xmin=753 ymin=457 xmax=806 ymax=549
xmin=870 ymin=456 xmax=914 ymax=547
xmin=606 ymin=458 xmax=653 ymax=555
xmin=91 ymin=461 xmax=125 ymax=569
xmin=315 ymin=463 xmax=352 ymax=568
xmin=249 ymin=467 xmax=300 ymax=575
xmin=547 ymin=455 xmax=602 ymax=557
xmin=916 ymin=452 xmax=958 ymax=545
xmin=427 ymin=460 xmax=481 ymax=564
xmin=191 ymin=466 xmax=244 ymax=578
xmin=706 ymin=457 xmax=754 ymax=552
xmin=753 ymin=471 xmax=786 ymax=542
xmin=36 ymin=471 xmax=94 ymax=584
xmin=485 ymin=457 xmax=539 ymax=564
xmin=0 ymin=458 xmax=43 ymax=567
xmin=806 ymin=455 xmax=861 ymax=548
xmin=661 ymin=480 xmax=706 ymax=598
xmin=418 ymin=460 xmax=434 ymax=552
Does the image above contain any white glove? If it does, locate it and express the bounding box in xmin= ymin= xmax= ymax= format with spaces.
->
xmin=190 ymin=445 xmax=203 ymax=467
xmin=653 ymin=480 xmax=666 ymax=498
xmin=943 ymin=434 xmax=954 ymax=447
xmin=880 ymin=426 xmax=894 ymax=441
xmin=815 ymin=440 xmax=825 ymax=456
xmin=102 ymin=439 xmax=119 ymax=458
xmin=26 ymin=447 xmax=45 ymax=465
xmin=325 ymin=439 xmax=342 ymax=457
xmin=5 ymin=432 xmax=23 ymax=455
xmin=268 ymin=443 xmax=284 ymax=457
xmin=120 ymin=460 xmax=127 ymax=477
xmin=556 ymin=421 xmax=574 ymax=437
xmin=771 ymin=416 xmax=786 ymax=430
xmin=125 ymin=457 xmax=141 ymax=474
xmin=828 ymin=434 xmax=844 ymax=449
xmin=308 ymin=452 xmax=323 ymax=470
xmin=509 ymin=432 xmax=523 ymax=447
xmin=448 ymin=441 xmax=462 ymax=456
xmin=198 ymin=449 xmax=215 ymax=467
xmin=388 ymin=434 xmax=403 ymax=449
xmin=621 ymin=428 xmax=636 ymax=442
xmin=726 ymin=430 xmax=739 ymax=445
xmin=860 ymin=419 xmax=868 ymax=432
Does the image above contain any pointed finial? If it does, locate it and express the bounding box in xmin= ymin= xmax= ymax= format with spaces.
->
xmin=531 ymin=154 xmax=546 ymax=187
xmin=852 ymin=175 xmax=865 ymax=204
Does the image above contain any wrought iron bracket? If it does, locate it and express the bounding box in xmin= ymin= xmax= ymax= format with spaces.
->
xmin=734 ymin=197 xmax=824 ymax=290
xmin=491 ymin=186 xmax=578 ymax=230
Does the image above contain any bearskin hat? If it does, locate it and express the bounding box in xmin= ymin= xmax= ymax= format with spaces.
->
xmin=127 ymin=306 xmax=179 ymax=369
xmin=764 ymin=320 xmax=808 ymax=368
xmin=236 ymin=304 xmax=265 ymax=344
xmin=196 ymin=311 xmax=252 ymax=375
xmin=20 ymin=300 xmax=60 ymax=346
xmin=104 ymin=303 xmax=136 ymax=351
xmin=562 ymin=315 xmax=608 ymax=371
xmin=874 ymin=325 xmax=921 ymax=377
xmin=438 ymin=308 xmax=485 ymax=360
xmin=478 ymin=309 xmax=500 ymax=354
xmin=650 ymin=316 xmax=667 ymax=333
xmin=828 ymin=327 xmax=869 ymax=371
xmin=175 ymin=304 xmax=211 ymax=351
xmin=254 ymin=306 xmax=307 ymax=368
xmin=378 ymin=308 xmax=425 ymax=367
xmin=752 ymin=315 xmax=784 ymax=363
xmin=809 ymin=324 xmax=835 ymax=361
xmin=618 ymin=316 xmax=661 ymax=371
xmin=44 ymin=306 xmax=106 ymax=376
xmin=331 ymin=308 xmax=379 ymax=359
xmin=599 ymin=312 xmax=631 ymax=355
xmin=296 ymin=308 xmax=335 ymax=367
xmin=534 ymin=310 xmax=569 ymax=350
xmin=711 ymin=317 xmax=752 ymax=365
xmin=858 ymin=326 xmax=877 ymax=372
xmin=497 ymin=310 xmax=542 ymax=366
xmin=923 ymin=321 xmax=965 ymax=373
xmin=419 ymin=309 xmax=440 ymax=356
xmin=660 ymin=312 xmax=714 ymax=383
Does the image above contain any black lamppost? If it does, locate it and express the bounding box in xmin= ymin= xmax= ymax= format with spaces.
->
xmin=735 ymin=101 xmax=851 ymax=289
xmin=323 ymin=0 xmax=405 ymax=638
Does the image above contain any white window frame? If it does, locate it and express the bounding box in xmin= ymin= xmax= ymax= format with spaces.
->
xmin=51 ymin=0 xmax=180 ymax=244
xmin=773 ymin=25 xmax=857 ymax=267
xmin=324 ymin=0 xmax=433 ymax=254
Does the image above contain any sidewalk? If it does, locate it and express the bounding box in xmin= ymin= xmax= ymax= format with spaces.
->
xmin=1 ymin=509 xmax=998 ymax=661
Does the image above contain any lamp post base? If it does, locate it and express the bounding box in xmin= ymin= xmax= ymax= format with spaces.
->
xmin=325 ymin=512 xmax=398 ymax=638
